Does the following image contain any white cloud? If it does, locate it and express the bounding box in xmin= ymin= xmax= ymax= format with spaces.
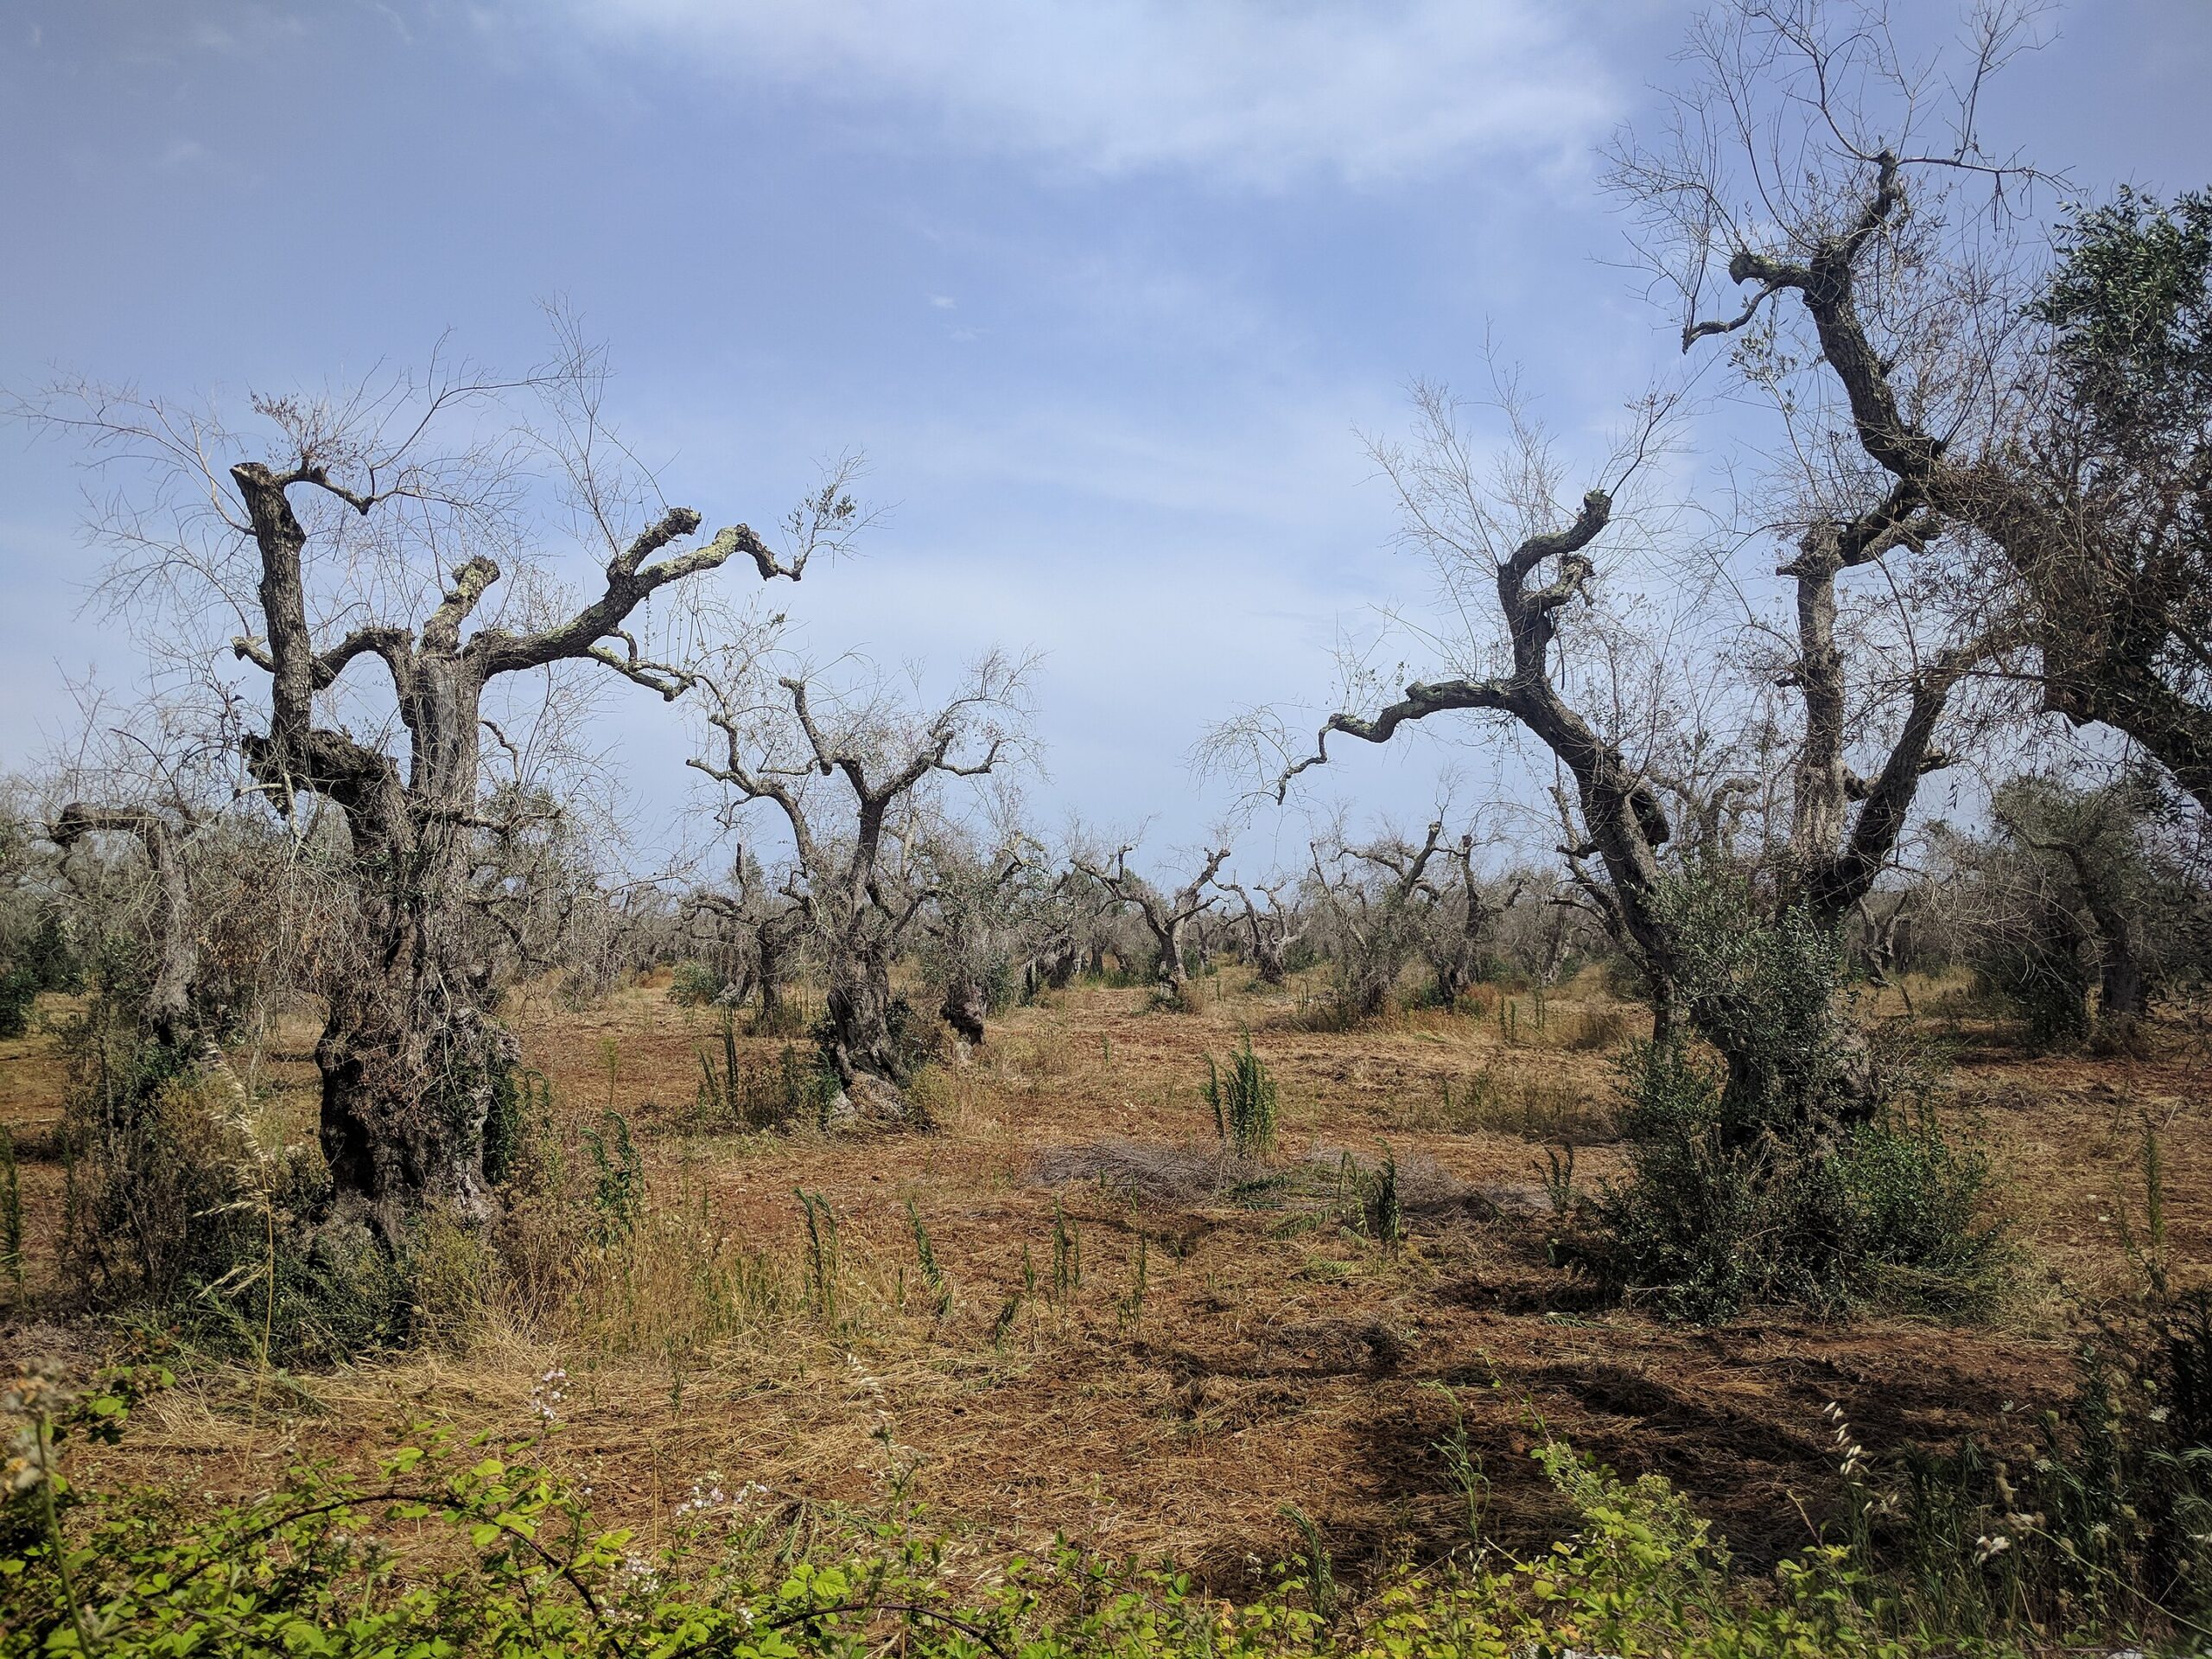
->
xmin=542 ymin=0 xmax=1621 ymax=185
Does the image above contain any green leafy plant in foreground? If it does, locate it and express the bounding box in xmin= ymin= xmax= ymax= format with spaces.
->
xmin=16 ymin=1358 xmax=2205 ymax=1658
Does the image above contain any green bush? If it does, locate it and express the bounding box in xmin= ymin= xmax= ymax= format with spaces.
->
xmin=665 ymin=958 xmax=728 ymax=1007
xmin=0 ymin=964 xmax=37 ymax=1041
xmin=1582 ymin=1038 xmax=2005 ymax=1322
xmin=1969 ymin=916 xmax=2095 ymax=1048
xmin=1575 ymin=875 xmax=2006 ymax=1322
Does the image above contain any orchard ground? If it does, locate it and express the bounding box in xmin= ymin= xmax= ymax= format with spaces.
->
xmin=2 ymin=967 xmax=2204 ymax=1592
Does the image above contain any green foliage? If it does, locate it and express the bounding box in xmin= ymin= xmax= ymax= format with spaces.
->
xmin=480 ymin=1065 xmax=543 ymax=1190
xmin=665 ymin=957 xmax=729 ymax=1007
xmin=10 ymin=1367 xmax=2122 ymax=1659
xmin=0 ymin=1125 xmax=20 ymax=1302
xmin=1581 ymin=1039 xmax=2005 ymax=1322
xmin=2034 ymin=185 xmax=2212 ymax=442
xmin=695 ymin=1017 xmax=839 ymax=1133
xmin=577 ymin=1110 xmax=644 ymax=1246
xmin=1971 ymin=918 xmax=2096 ymax=1048
xmin=906 ymin=1198 xmax=953 ymax=1321
xmin=1203 ymin=1032 xmax=1279 ymax=1158
xmin=1656 ymin=873 xmax=1862 ymax=1138
xmin=0 ymin=906 xmax=77 ymax=1040
xmin=1574 ymin=875 xmax=2005 ymax=1322
xmin=0 ymin=963 xmax=36 ymax=1042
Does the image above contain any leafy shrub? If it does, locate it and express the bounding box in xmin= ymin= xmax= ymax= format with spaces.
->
xmin=1574 ymin=875 xmax=2005 ymax=1322
xmin=1580 ymin=1039 xmax=2005 ymax=1322
xmin=665 ymin=958 xmax=729 ymax=1007
xmin=0 ymin=906 xmax=78 ymax=1039
xmin=0 ymin=963 xmax=37 ymax=1041
xmin=1970 ymin=918 xmax=2095 ymax=1048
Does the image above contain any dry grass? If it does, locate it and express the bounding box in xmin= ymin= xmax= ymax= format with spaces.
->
xmin=3 ymin=965 xmax=2208 ymax=1588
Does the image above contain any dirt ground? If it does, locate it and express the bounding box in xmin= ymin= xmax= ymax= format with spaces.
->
xmin=3 ymin=969 xmax=2206 ymax=1588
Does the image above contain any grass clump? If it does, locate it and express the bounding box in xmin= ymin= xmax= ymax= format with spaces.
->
xmin=693 ymin=1013 xmax=840 ymax=1131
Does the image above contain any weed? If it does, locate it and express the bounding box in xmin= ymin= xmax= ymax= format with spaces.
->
xmin=796 ymin=1187 xmax=841 ymax=1325
xmin=1 ymin=1124 xmax=21 ymax=1301
xmin=1050 ymin=1198 xmax=1082 ymax=1304
xmin=907 ymin=1198 xmax=953 ymax=1320
xmin=1202 ymin=1032 xmax=1278 ymax=1158
xmin=1360 ymin=1146 xmax=1403 ymax=1253
xmin=1559 ymin=1002 xmax=1636 ymax=1052
xmin=1280 ymin=1503 xmax=1338 ymax=1620
xmin=990 ymin=1287 xmax=1025 ymax=1349
xmin=2115 ymin=1124 xmax=2171 ymax=1299
xmin=578 ymin=1110 xmax=645 ymax=1246
xmin=1394 ymin=1066 xmax=1612 ymax=1141
xmin=693 ymin=1021 xmax=838 ymax=1132
xmin=1425 ymin=1382 xmax=1491 ymax=1554
xmin=1540 ymin=1143 xmax=1576 ymax=1217
xmin=1116 ymin=1235 xmax=1149 ymax=1332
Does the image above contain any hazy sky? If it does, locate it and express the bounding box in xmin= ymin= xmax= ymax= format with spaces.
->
xmin=3 ymin=1 xmax=2209 ymax=874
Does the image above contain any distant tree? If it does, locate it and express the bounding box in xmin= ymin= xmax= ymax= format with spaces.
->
xmin=1309 ymin=820 xmax=1446 ymax=1021
xmin=684 ymin=651 xmax=1031 ymax=1118
xmin=1075 ymin=843 xmax=1229 ymax=1000
xmin=1421 ymin=827 xmax=1523 ymax=1007
xmin=1223 ymin=875 xmax=1308 ymax=988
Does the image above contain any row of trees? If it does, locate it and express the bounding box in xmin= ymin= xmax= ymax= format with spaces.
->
xmin=1 ymin=1 xmax=2207 ymax=1253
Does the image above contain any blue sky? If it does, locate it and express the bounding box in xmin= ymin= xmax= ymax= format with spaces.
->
xmin=3 ymin=0 xmax=2209 ymax=875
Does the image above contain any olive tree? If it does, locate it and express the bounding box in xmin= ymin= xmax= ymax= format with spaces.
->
xmin=682 ymin=649 xmax=1033 ymax=1118
xmin=17 ymin=336 xmax=843 ymax=1222
xmin=1074 ymin=842 xmax=1230 ymax=1000
xmin=1618 ymin=0 xmax=2212 ymax=812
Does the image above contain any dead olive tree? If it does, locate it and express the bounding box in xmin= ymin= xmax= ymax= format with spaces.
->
xmin=1271 ymin=375 xmax=1974 ymax=1124
xmin=684 ymin=652 xmax=1031 ymax=1118
xmin=917 ymin=832 xmax=1037 ymax=1046
xmin=1074 ymin=843 xmax=1229 ymax=1000
xmin=20 ymin=340 xmax=846 ymax=1222
xmin=1618 ymin=0 xmax=2212 ymax=812
xmin=47 ymin=805 xmax=202 ymax=1053
xmin=1307 ymin=820 xmax=1446 ymax=1020
xmin=1423 ymin=830 xmax=1524 ymax=1007
xmin=1222 ymin=875 xmax=1308 ymax=987
xmin=682 ymin=849 xmax=813 ymax=1033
